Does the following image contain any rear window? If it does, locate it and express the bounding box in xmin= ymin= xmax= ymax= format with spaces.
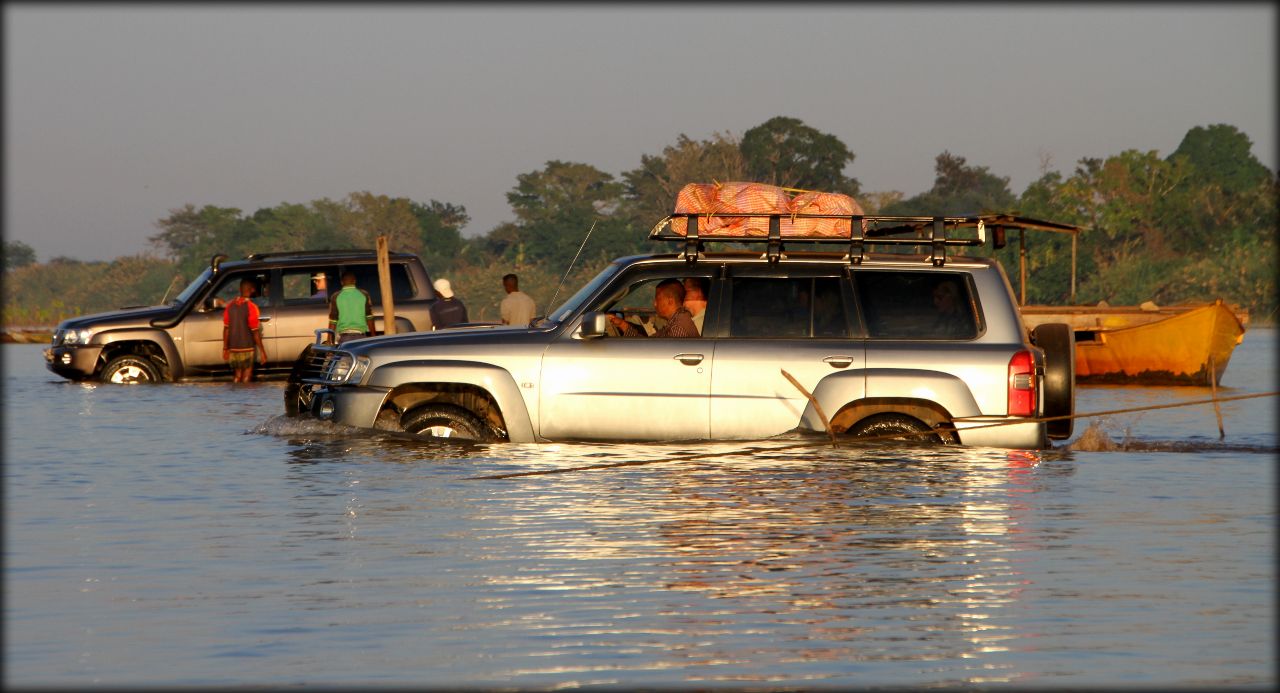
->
xmin=342 ymin=264 xmax=416 ymax=302
xmin=854 ymin=271 xmax=978 ymax=340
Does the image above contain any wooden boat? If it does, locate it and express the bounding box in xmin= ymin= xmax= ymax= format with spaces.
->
xmin=1020 ymin=300 xmax=1248 ymax=385
xmin=990 ymin=220 xmax=1249 ymax=386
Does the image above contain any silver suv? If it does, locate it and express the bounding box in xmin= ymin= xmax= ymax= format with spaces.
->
xmin=289 ymin=215 xmax=1075 ymax=449
xmin=44 ymin=250 xmax=437 ymax=383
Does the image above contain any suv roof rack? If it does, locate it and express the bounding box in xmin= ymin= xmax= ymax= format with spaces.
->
xmin=649 ymin=213 xmax=1080 ymax=267
xmin=243 ymin=249 xmax=409 ymax=261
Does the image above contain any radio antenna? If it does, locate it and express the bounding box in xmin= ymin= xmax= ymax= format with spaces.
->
xmin=159 ymin=273 xmax=184 ymax=304
xmin=543 ymin=220 xmax=597 ymax=320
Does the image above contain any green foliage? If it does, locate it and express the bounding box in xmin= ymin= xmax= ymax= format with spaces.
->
xmin=1003 ymin=144 xmax=1277 ymax=316
xmin=1169 ymin=123 xmax=1271 ymax=195
xmin=150 ymin=204 xmax=247 ymax=277
xmin=440 ymin=257 xmax=608 ymax=325
xmin=147 ymin=192 xmax=466 ymax=277
xmin=619 ymin=131 xmax=747 ymax=227
xmin=503 ymin=160 xmax=637 ymax=269
xmin=740 ymin=116 xmax=860 ymax=196
xmin=3 ymin=255 xmax=180 ymax=326
xmin=884 ymin=151 xmax=1017 ymax=216
xmin=3 ymin=240 xmax=37 ymax=270
xmin=410 ymin=200 xmax=468 ymax=273
xmin=5 ymin=122 xmax=1275 ymax=329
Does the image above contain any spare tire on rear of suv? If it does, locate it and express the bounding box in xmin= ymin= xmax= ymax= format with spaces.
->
xmin=1033 ymin=323 xmax=1075 ymax=439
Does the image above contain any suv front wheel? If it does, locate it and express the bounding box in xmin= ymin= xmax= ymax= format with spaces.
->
xmin=101 ymin=355 xmax=161 ymax=384
xmin=402 ymin=405 xmax=497 ymax=442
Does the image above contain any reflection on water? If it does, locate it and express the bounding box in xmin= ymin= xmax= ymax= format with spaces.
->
xmin=4 ymin=339 xmax=1275 ymax=687
xmin=256 ymin=422 xmax=1089 ymax=685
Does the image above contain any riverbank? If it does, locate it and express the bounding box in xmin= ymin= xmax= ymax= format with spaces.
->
xmin=1 ymin=328 xmax=53 ymax=344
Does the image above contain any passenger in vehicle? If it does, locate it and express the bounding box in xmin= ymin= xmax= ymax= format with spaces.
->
xmin=310 ymin=273 xmax=329 ymax=299
xmin=609 ymin=279 xmax=699 ymax=338
xmin=930 ymin=279 xmax=973 ymax=338
xmin=812 ymin=281 xmax=847 ymax=337
xmin=250 ymin=278 xmax=270 ymax=308
xmin=682 ymin=277 xmax=709 ymax=334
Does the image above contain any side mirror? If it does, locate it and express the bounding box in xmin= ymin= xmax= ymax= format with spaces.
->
xmin=992 ymin=226 xmax=1007 ymax=249
xmin=579 ymin=311 xmax=610 ymax=339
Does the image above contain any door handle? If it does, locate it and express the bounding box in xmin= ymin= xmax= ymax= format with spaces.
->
xmin=258 ymin=316 xmax=271 ymax=322
xmin=823 ymin=355 xmax=853 ymax=368
xmin=674 ymin=353 xmax=704 ymax=366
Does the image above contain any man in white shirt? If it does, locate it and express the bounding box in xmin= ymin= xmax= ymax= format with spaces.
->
xmin=500 ymin=273 xmax=537 ymax=327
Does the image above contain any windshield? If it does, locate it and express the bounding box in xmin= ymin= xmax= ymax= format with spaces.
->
xmin=171 ymin=268 xmax=213 ymax=306
xmin=543 ymin=262 xmax=624 ymax=325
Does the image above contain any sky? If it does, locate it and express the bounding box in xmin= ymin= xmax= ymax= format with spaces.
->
xmin=4 ymin=3 xmax=1275 ymax=263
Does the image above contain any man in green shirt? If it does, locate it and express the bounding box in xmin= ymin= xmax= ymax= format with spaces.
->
xmin=328 ymin=271 xmax=375 ymax=344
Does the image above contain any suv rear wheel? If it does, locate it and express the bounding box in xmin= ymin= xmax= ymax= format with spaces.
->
xmin=402 ymin=405 xmax=496 ymax=442
xmin=847 ymin=413 xmax=941 ymax=444
xmin=101 ymin=355 xmax=161 ymax=384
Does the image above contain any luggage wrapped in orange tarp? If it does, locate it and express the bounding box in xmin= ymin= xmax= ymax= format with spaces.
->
xmin=671 ymin=182 xmax=789 ymax=236
xmin=670 ymin=182 xmax=865 ymax=237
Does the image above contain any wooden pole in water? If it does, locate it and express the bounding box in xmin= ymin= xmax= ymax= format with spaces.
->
xmin=376 ymin=235 xmax=396 ymax=336
xmin=1209 ymin=355 xmax=1224 ymax=439
xmin=1070 ymin=231 xmax=1078 ymax=304
xmin=1018 ymin=229 xmax=1027 ymax=306
xmin=781 ymin=369 xmax=837 ymax=447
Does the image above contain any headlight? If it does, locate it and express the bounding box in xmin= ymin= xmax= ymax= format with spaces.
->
xmin=55 ymin=328 xmax=94 ymax=346
xmin=324 ymin=353 xmax=370 ymax=384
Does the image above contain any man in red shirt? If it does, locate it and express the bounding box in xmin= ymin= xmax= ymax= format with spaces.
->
xmin=223 ymin=278 xmax=267 ymax=383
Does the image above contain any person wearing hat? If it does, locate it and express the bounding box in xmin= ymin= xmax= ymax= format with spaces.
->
xmin=310 ymin=272 xmax=329 ymax=299
xmin=429 ymin=278 xmax=468 ymax=329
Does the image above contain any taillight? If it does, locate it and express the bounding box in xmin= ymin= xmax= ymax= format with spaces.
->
xmin=1008 ymin=350 xmax=1037 ymax=417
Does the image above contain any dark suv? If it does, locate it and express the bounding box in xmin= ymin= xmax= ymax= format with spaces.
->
xmin=44 ymin=250 xmax=437 ymax=383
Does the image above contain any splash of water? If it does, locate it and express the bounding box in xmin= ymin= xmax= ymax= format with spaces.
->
xmin=1066 ymin=419 xmax=1275 ymax=453
xmin=249 ymin=414 xmax=362 ymax=437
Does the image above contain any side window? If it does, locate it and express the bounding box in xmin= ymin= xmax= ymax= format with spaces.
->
xmin=854 ymin=271 xmax=977 ymax=340
xmin=595 ymin=276 xmax=669 ymax=335
xmin=812 ymin=278 xmax=850 ymax=338
xmin=282 ymin=267 xmax=334 ymax=304
xmin=207 ymin=271 xmax=270 ymax=310
xmin=589 ymin=271 xmax=713 ymax=337
xmin=728 ymin=277 xmax=849 ymax=338
xmin=346 ymin=264 xmax=415 ymax=302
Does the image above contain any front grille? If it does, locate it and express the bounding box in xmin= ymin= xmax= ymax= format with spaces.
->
xmin=289 ymin=345 xmax=338 ymax=385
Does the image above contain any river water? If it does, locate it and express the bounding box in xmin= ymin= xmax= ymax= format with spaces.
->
xmin=4 ymin=331 xmax=1276 ymax=688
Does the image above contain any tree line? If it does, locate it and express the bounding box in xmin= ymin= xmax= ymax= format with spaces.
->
xmin=3 ymin=118 xmax=1276 ymax=327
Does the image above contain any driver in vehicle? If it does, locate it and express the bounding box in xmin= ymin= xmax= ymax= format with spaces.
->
xmin=608 ymin=278 xmax=700 ymax=338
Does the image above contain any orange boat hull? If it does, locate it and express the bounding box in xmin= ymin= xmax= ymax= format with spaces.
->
xmin=1020 ymin=300 xmax=1247 ymax=385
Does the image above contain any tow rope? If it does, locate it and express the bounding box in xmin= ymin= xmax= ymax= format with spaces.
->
xmin=465 ymin=390 xmax=1278 ymax=480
